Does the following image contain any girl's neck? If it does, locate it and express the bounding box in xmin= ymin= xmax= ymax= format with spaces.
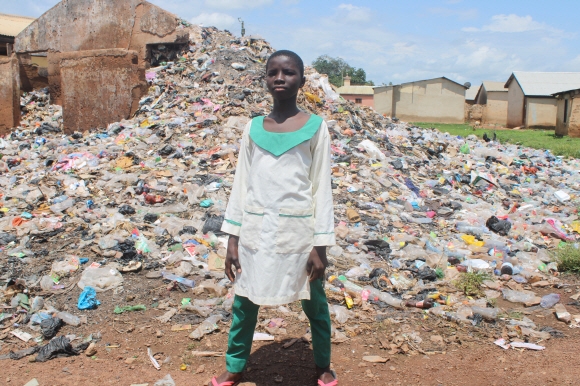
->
xmin=270 ymin=96 xmax=301 ymax=122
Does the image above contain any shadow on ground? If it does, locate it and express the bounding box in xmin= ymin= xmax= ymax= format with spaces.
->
xmin=237 ymin=339 xmax=321 ymax=386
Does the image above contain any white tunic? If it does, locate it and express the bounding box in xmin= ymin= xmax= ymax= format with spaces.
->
xmin=221 ymin=115 xmax=336 ymax=305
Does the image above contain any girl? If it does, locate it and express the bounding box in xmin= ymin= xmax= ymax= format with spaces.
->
xmin=210 ymin=50 xmax=337 ymax=386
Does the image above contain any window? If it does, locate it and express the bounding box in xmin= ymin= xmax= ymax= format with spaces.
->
xmin=355 ymin=98 xmax=362 ymax=104
xmin=564 ymin=99 xmax=568 ymax=123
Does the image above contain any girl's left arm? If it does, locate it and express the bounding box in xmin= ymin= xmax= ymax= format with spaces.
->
xmin=310 ymin=121 xmax=336 ymax=246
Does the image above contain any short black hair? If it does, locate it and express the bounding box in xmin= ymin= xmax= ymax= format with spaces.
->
xmin=266 ymin=50 xmax=305 ymax=78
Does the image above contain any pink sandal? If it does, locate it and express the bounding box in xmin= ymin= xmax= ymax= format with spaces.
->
xmin=211 ymin=378 xmax=236 ymax=386
xmin=317 ymin=370 xmax=338 ymax=386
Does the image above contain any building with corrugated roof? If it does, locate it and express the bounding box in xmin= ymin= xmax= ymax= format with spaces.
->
xmin=474 ymin=81 xmax=508 ymax=126
xmin=374 ymin=76 xmax=469 ymax=123
xmin=0 ymin=13 xmax=35 ymax=56
xmin=336 ymin=76 xmax=374 ymax=108
xmin=553 ymin=87 xmax=580 ymax=137
xmin=505 ymin=71 xmax=580 ymax=128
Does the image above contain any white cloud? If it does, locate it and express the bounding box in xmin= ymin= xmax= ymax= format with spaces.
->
xmin=203 ymin=0 xmax=273 ymax=10
xmin=191 ymin=12 xmax=237 ymax=30
xmin=337 ymin=4 xmax=372 ymax=23
xmin=464 ymin=14 xmax=561 ymax=34
xmin=429 ymin=7 xmax=478 ymax=20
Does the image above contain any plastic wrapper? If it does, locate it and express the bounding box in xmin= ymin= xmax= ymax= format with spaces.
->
xmin=35 ymin=336 xmax=89 ymax=362
xmin=40 ymin=317 xmax=63 ymax=339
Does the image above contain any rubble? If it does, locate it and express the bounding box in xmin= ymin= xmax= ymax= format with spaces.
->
xmin=1 ymin=25 xmax=580 ymax=365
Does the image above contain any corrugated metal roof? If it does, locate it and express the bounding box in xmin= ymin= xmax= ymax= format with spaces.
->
xmin=398 ymin=76 xmax=469 ymax=89
xmin=0 ymin=13 xmax=35 ymax=38
xmin=465 ymin=85 xmax=480 ymax=101
xmin=337 ymin=85 xmax=374 ymax=95
xmin=505 ymin=71 xmax=580 ymax=97
xmin=552 ymin=87 xmax=580 ymax=96
xmin=482 ymin=81 xmax=507 ymax=92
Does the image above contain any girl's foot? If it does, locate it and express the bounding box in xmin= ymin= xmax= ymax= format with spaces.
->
xmin=316 ymin=366 xmax=336 ymax=384
xmin=208 ymin=371 xmax=242 ymax=386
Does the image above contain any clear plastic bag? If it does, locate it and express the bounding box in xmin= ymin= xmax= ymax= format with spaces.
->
xmin=77 ymin=267 xmax=124 ymax=292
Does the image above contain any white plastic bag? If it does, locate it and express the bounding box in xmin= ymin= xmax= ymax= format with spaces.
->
xmin=358 ymin=140 xmax=386 ymax=161
xmin=51 ymin=256 xmax=80 ymax=277
xmin=153 ymin=374 xmax=175 ymax=386
xmin=78 ymin=266 xmax=124 ymax=292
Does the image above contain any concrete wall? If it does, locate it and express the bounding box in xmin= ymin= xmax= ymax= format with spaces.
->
xmin=341 ymin=94 xmax=374 ymax=108
xmin=466 ymin=103 xmax=485 ymax=123
xmin=569 ymin=98 xmax=580 ymax=138
xmin=15 ymin=0 xmax=188 ymax=65
xmin=526 ymin=97 xmax=557 ymax=128
xmin=0 ymin=55 xmax=21 ymax=134
xmin=392 ymin=79 xmax=466 ymax=123
xmin=507 ymin=80 xmax=525 ymax=128
xmin=555 ymin=94 xmax=571 ymax=136
xmin=9 ymin=0 xmax=191 ymax=133
xmin=60 ymin=49 xmax=147 ymax=132
xmin=373 ymin=86 xmax=393 ymax=116
xmin=484 ymin=91 xmax=508 ymax=126
xmin=475 ymin=87 xmax=487 ymax=105
xmin=555 ymin=92 xmax=580 ymax=137
xmin=47 ymin=52 xmax=63 ymax=105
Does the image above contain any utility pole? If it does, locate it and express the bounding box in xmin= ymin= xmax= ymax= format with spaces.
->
xmin=238 ymin=18 xmax=245 ymax=37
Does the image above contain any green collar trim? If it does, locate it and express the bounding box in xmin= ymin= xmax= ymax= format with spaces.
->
xmin=250 ymin=115 xmax=323 ymax=156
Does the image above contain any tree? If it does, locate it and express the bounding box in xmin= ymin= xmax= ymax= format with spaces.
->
xmin=311 ymin=55 xmax=374 ymax=87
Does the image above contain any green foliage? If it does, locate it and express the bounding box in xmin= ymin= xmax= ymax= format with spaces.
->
xmin=312 ymin=55 xmax=374 ymax=87
xmin=552 ymin=243 xmax=580 ymax=274
xmin=413 ymin=122 xmax=580 ymax=159
xmin=453 ymin=271 xmax=491 ymax=297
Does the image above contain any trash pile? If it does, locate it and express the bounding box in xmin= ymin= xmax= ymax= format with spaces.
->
xmin=1 ymin=25 xmax=580 ymax=365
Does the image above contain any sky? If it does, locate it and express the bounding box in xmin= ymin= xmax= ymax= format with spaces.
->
xmin=5 ymin=0 xmax=580 ymax=87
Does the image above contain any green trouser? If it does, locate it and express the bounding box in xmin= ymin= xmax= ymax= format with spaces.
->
xmin=226 ymin=279 xmax=331 ymax=373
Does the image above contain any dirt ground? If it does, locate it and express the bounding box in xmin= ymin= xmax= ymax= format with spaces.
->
xmin=3 ymin=270 xmax=580 ymax=386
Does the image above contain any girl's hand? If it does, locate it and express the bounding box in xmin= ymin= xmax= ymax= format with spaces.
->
xmin=306 ymin=246 xmax=328 ymax=282
xmin=225 ymin=235 xmax=241 ymax=282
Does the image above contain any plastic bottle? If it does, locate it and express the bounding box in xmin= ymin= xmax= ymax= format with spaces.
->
xmin=425 ymin=240 xmax=442 ymax=254
xmin=337 ymin=275 xmax=363 ymax=297
xmin=456 ymin=223 xmax=490 ymax=237
xmin=401 ymin=213 xmax=432 ymax=224
xmin=540 ymin=293 xmax=560 ymax=308
xmin=30 ymin=312 xmax=52 ymax=325
xmin=363 ymin=286 xmax=404 ymax=309
xmin=51 ymin=195 xmax=69 ymax=204
xmin=429 ymin=307 xmax=468 ymax=323
xmin=405 ymin=298 xmax=434 ymax=309
xmin=502 ymin=289 xmax=536 ymax=304
xmin=57 ymin=311 xmax=81 ymax=326
xmin=161 ymin=271 xmax=196 ymax=288
xmin=328 ymin=275 xmax=345 ymax=290
xmin=50 ymin=197 xmax=75 ymax=213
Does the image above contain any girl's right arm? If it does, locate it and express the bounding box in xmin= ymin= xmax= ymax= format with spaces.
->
xmin=221 ymin=120 xmax=253 ymax=281
xmin=221 ymin=121 xmax=252 ymax=236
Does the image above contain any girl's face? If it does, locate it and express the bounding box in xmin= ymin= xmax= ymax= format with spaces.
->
xmin=266 ymin=55 xmax=305 ymax=101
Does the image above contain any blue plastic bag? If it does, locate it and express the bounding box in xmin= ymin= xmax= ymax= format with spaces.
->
xmin=77 ymin=286 xmax=101 ymax=310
